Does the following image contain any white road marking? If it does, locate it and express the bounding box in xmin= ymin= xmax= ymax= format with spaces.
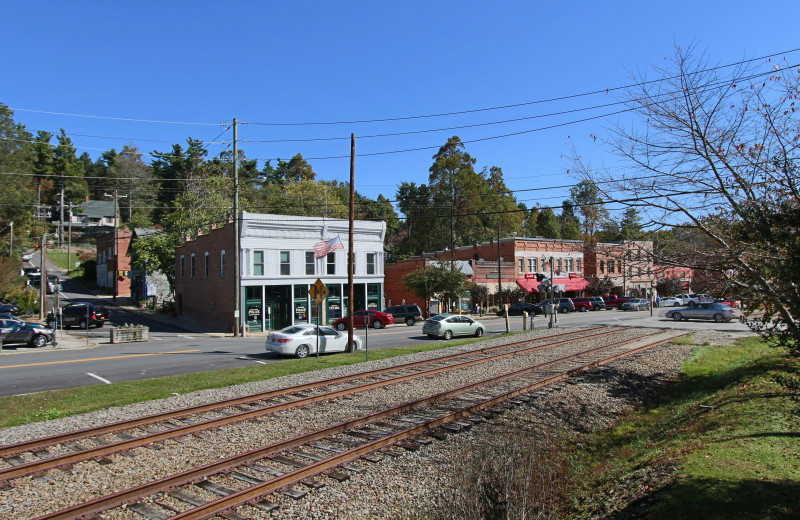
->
xmin=87 ymin=373 xmax=112 ymax=384
xmin=177 ymin=335 xmax=195 ymax=339
xmin=152 ymin=337 xmax=164 ymax=341
xmin=237 ymin=356 xmax=267 ymax=364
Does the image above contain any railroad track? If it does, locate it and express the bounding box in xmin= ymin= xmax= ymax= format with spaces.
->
xmin=21 ymin=330 xmax=685 ymax=520
xmin=0 ymin=326 xmax=624 ymax=484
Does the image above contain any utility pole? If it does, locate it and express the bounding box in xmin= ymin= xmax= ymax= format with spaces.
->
xmin=347 ymin=134 xmax=355 ymax=352
xmin=39 ymin=233 xmax=47 ymax=320
xmin=233 ymin=118 xmax=241 ymax=337
xmin=8 ymin=221 xmax=11 ymax=256
xmin=497 ymin=222 xmax=502 ymax=309
xmin=59 ymin=182 xmax=65 ymax=248
xmin=67 ymin=202 xmax=72 ymax=275
xmin=549 ymin=256 xmax=556 ymax=329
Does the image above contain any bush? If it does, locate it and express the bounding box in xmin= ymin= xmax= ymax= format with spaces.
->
xmin=80 ymin=259 xmax=96 ymax=282
xmin=2 ymin=286 xmax=39 ymax=315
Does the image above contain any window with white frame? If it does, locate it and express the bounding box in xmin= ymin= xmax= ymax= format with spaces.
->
xmin=253 ymin=251 xmax=264 ymax=276
xmin=576 ymin=258 xmax=582 ymax=272
xmin=280 ymin=251 xmax=290 ymax=276
xmin=179 ymin=255 xmax=185 ymax=278
xmin=220 ymin=250 xmax=226 ymax=277
xmin=557 ymin=258 xmax=562 ymax=272
xmin=366 ymin=253 xmax=376 ymax=275
xmin=608 ymin=260 xmax=615 ymax=273
xmin=518 ymin=258 xmax=524 ymax=274
xmin=305 ymin=252 xmax=315 ymax=275
xmin=204 ymin=252 xmax=209 ymax=278
xmin=326 ymin=253 xmax=335 ymax=275
xmin=190 ymin=253 xmax=195 ymax=278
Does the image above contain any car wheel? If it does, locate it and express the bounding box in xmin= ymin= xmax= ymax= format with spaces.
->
xmin=30 ymin=335 xmax=47 ymax=348
xmin=79 ymin=319 xmax=88 ymax=329
xmin=674 ymin=302 xmax=680 ymax=307
xmin=688 ymin=301 xmax=697 ymax=307
xmin=336 ymin=322 xmax=346 ymax=331
xmin=475 ymin=328 xmax=484 ymax=338
xmin=672 ymin=312 xmax=683 ymax=321
xmin=372 ymin=320 xmax=382 ymax=329
xmin=560 ymin=307 xmax=569 ymax=314
xmin=579 ymin=307 xmax=587 ymax=312
xmin=443 ymin=330 xmax=453 ymax=340
xmin=295 ymin=345 xmax=310 ymax=358
xmin=405 ymin=317 xmax=415 ymax=326
xmin=713 ymin=313 xmax=725 ymax=323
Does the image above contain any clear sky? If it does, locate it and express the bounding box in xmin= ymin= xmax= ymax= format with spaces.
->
xmin=3 ymin=1 xmax=798 ymax=219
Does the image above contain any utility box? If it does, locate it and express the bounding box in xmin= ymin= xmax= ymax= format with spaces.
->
xmin=543 ymin=304 xmax=556 ymax=315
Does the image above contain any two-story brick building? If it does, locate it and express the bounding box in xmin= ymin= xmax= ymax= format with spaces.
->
xmin=96 ymin=228 xmax=132 ymax=297
xmin=173 ymin=212 xmax=386 ymax=332
xmin=583 ymin=240 xmax=654 ymax=297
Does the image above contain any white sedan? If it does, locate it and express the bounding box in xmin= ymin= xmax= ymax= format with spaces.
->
xmin=265 ymin=324 xmax=363 ymax=358
xmin=659 ymin=297 xmax=682 ymax=307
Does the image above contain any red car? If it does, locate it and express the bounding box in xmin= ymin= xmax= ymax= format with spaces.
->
xmin=333 ymin=310 xmax=395 ymax=330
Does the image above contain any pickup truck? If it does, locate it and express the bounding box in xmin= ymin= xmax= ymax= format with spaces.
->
xmin=675 ymin=293 xmax=714 ymax=307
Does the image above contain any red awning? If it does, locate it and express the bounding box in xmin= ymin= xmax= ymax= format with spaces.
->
xmin=515 ymin=278 xmax=540 ymax=293
xmin=515 ymin=276 xmax=589 ymax=293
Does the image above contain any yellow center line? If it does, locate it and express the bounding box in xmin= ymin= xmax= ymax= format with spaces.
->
xmin=0 ymin=350 xmax=202 ymax=369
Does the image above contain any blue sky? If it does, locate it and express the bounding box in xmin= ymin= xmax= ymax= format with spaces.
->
xmin=3 ymin=1 xmax=798 ymax=218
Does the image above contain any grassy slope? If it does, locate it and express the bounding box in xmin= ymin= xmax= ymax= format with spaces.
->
xmin=574 ymin=336 xmax=800 ymax=519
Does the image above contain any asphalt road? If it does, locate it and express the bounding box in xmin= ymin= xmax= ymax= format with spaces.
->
xmin=0 ymin=306 xmax=753 ymax=397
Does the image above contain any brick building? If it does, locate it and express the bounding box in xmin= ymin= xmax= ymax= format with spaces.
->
xmin=583 ymin=240 xmax=654 ymax=296
xmin=384 ymin=236 xmax=589 ymax=311
xmin=173 ymin=212 xmax=386 ymax=332
xmin=96 ymin=228 xmax=132 ymax=297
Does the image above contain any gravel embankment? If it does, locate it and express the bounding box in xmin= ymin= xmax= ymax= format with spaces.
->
xmin=0 ymin=327 xmax=748 ymax=519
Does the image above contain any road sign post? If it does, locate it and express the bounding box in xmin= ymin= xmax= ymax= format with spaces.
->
xmin=309 ymin=279 xmax=328 ymax=358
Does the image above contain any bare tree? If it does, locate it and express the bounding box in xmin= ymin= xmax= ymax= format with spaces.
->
xmin=573 ymin=44 xmax=800 ymax=351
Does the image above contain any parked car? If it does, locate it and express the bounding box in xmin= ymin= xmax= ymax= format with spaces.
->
xmin=496 ymin=302 xmax=543 ymax=317
xmin=602 ymin=295 xmax=629 ymax=309
xmin=659 ymin=296 xmax=682 ymax=307
xmin=47 ymin=303 xmax=110 ymax=329
xmin=569 ymin=298 xmax=597 ymax=312
xmin=384 ymin=304 xmax=423 ymax=326
xmin=265 ymin=324 xmax=362 ymax=358
xmin=422 ymin=314 xmax=485 ymax=340
xmin=716 ymin=298 xmax=741 ymax=308
xmin=620 ymin=298 xmax=651 ymax=311
xmin=22 ymin=266 xmax=40 ymax=277
xmin=0 ymin=313 xmax=25 ymax=324
xmin=0 ymin=319 xmax=55 ymax=348
xmin=0 ymin=302 xmax=20 ymax=316
xmin=539 ymin=298 xmax=575 ymax=314
xmin=27 ymin=275 xmax=61 ymax=294
xmin=675 ymin=293 xmax=714 ymax=307
xmin=332 ymin=310 xmax=395 ymax=330
xmin=666 ymin=302 xmax=737 ymax=323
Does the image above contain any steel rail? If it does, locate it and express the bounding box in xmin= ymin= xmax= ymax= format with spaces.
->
xmin=34 ymin=331 xmax=682 ymax=520
xmin=0 ymin=327 xmax=625 ymax=484
xmin=0 ymin=326 xmax=609 ymax=460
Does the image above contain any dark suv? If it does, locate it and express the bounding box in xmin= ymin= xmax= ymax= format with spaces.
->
xmin=497 ymin=302 xmax=543 ymax=317
xmin=47 ymin=303 xmax=110 ymax=329
xmin=384 ymin=304 xmax=423 ymax=326
xmin=539 ymin=298 xmax=575 ymax=314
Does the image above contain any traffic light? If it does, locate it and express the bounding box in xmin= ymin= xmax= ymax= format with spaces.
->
xmin=536 ymin=273 xmax=544 ymax=282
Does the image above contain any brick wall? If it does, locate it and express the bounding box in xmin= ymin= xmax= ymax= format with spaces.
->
xmin=96 ymin=229 xmax=132 ymax=297
xmin=174 ymin=223 xmax=235 ymax=331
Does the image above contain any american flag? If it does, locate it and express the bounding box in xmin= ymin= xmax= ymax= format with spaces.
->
xmin=314 ymin=236 xmax=344 ymax=259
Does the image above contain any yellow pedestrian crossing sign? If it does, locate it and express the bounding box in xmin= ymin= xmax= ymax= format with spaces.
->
xmin=309 ymin=279 xmax=328 ymax=305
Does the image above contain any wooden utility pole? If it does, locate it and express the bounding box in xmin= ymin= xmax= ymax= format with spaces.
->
xmin=233 ymin=118 xmax=241 ymax=337
xmin=347 ymin=134 xmax=355 ymax=353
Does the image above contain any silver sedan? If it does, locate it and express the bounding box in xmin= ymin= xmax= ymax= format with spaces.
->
xmin=422 ymin=314 xmax=485 ymax=340
xmin=265 ymin=324 xmax=363 ymax=358
xmin=665 ymin=303 xmax=737 ymax=323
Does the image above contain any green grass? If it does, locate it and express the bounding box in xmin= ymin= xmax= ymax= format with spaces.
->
xmin=573 ymin=336 xmax=800 ymax=519
xmin=0 ymin=333 xmax=515 ymax=428
xmin=46 ymin=252 xmax=80 ymax=276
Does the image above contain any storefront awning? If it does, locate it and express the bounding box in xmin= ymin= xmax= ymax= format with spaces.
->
xmin=515 ymin=276 xmax=589 ymax=293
